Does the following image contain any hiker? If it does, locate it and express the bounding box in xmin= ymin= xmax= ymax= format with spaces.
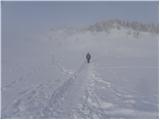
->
xmin=86 ymin=52 xmax=91 ymax=63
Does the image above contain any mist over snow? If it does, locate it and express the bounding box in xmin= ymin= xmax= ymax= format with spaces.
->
xmin=2 ymin=19 xmax=159 ymax=118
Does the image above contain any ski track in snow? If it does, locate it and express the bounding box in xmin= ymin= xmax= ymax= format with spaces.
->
xmin=2 ymin=62 xmax=158 ymax=118
xmin=3 ymin=62 xmax=88 ymax=118
xmin=42 ymin=62 xmax=87 ymax=118
xmin=2 ymin=60 xmax=73 ymax=117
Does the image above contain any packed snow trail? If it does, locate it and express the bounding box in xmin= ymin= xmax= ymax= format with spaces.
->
xmin=72 ymin=63 xmax=114 ymax=118
xmin=2 ymin=57 xmax=75 ymax=115
xmin=2 ymin=61 xmax=158 ymax=118
xmin=2 ymin=61 xmax=90 ymax=118
xmin=42 ymin=61 xmax=88 ymax=118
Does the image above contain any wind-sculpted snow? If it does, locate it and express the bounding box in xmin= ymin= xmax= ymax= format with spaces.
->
xmin=2 ymin=21 xmax=158 ymax=118
xmin=2 ymin=62 xmax=158 ymax=118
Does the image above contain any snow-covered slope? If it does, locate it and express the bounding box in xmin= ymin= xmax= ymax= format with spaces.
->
xmin=2 ymin=20 xmax=159 ymax=118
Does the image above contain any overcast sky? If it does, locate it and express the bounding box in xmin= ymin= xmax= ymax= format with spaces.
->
xmin=2 ymin=1 xmax=159 ymax=27
xmin=2 ymin=1 xmax=159 ymax=51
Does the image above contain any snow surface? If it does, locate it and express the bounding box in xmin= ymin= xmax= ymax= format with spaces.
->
xmin=2 ymin=21 xmax=159 ymax=118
